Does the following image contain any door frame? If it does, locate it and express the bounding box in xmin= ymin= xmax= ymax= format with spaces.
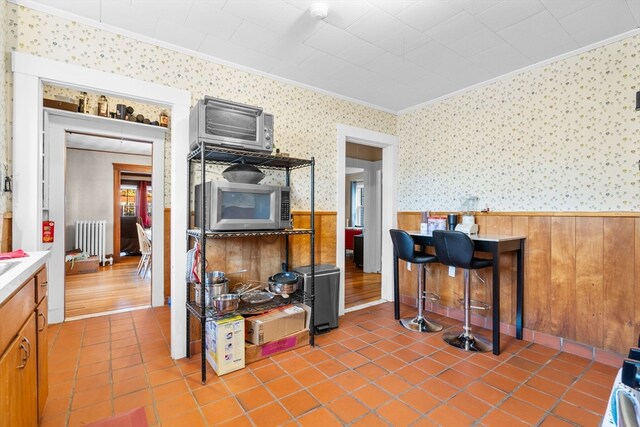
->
xmin=113 ymin=163 xmax=153 ymax=264
xmin=12 ymin=51 xmax=191 ymax=359
xmin=336 ymin=124 xmax=398 ymax=315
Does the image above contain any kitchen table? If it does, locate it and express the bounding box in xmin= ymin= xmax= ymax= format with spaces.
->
xmin=393 ymin=231 xmax=526 ymax=355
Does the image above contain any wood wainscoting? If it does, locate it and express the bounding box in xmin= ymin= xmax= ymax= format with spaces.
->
xmin=398 ymin=211 xmax=640 ymax=356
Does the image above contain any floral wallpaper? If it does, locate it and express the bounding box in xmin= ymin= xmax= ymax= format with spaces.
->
xmin=5 ymin=4 xmax=638 ymax=213
xmin=6 ymin=5 xmax=397 ymax=210
xmin=398 ymin=34 xmax=640 ymax=212
xmin=0 ymin=0 xmax=8 ymax=218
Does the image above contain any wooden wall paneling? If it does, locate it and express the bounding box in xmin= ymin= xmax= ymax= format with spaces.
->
xmin=635 ymin=218 xmax=640 ymax=346
xmin=603 ymin=218 xmax=635 ymax=354
xmin=289 ymin=212 xmax=311 ymax=268
xmin=511 ymin=216 xmax=529 ymax=329
xmin=575 ymin=217 xmax=604 ymax=347
xmin=526 ymin=217 xmax=552 ymax=332
xmin=550 ymin=217 xmax=576 ymax=340
xmin=319 ymin=213 xmax=336 ymax=265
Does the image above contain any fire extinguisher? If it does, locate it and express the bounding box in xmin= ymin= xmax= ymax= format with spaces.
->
xmin=42 ymin=221 xmax=55 ymax=243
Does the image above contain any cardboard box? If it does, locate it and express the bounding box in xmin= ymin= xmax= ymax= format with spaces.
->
xmin=205 ymin=315 xmax=245 ymax=376
xmin=245 ymin=329 xmax=309 ymax=364
xmin=65 ymin=256 xmax=99 ymax=275
xmin=245 ymin=304 xmax=309 ymax=345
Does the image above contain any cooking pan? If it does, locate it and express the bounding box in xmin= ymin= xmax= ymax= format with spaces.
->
xmin=268 ymin=271 xmax=299 ymax=295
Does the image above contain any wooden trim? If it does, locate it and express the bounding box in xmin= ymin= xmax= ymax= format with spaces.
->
xmin=112 ymin=163 xmax=152 ymax=263
xmin=399 ymin=211 xmax=640 ymax=218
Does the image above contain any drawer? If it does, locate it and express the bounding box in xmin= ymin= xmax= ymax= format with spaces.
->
xmin=0 ymin=279 xmax=36 ymax=353
xmin=35 ymin=267 xmax=48 ymax=304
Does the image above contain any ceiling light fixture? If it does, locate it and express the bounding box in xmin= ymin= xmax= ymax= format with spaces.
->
xmin=310 ymin=3 xmax=329 ymax=20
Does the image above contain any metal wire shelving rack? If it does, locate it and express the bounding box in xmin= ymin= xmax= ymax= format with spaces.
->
xmin=186 ymin=143 xmax=315 ymax=384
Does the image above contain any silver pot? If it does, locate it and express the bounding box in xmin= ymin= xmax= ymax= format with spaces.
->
xmin=268 ymin=272 xmax=299 ymax=295
xmin=194 ymin=279 xmax=229 ymax=307
xmin=212 ymin=294 xmax=240 ymax=314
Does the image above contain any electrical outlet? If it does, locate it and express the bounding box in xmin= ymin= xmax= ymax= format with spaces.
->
xmin=448 ymin=266 xmax=456 ymax=277
xmin=407 ymin=262 xmax=411 ymax=271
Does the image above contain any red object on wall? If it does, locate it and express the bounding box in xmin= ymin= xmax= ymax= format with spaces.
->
xmin=345 ymin=228 xmax=362 ymax=250
xmin=42 ymin=221 xmax=55 ymax=243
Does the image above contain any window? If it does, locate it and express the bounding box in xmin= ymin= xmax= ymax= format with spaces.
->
xmin=120 ymin=185 xmax=137 ymax=216
xmin=351 ymin=181 xmax=365 ymax=228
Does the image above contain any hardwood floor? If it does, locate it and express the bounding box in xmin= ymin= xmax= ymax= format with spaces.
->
xmin=344 ymin=252 xmax=381 ymax=308
xmin=64 ymin=255 xmax=150 ymax=319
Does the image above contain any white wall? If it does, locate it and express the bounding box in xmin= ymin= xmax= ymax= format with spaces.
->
xmin=65 ymin=148 xmax=151 ymax=254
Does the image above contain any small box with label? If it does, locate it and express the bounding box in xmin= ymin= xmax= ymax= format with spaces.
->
xmin=205 ymin=315 xmax=245 ymax=376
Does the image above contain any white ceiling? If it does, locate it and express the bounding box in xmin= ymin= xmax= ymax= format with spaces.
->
xmin=26 ymin=0 xmax=640 ymax=112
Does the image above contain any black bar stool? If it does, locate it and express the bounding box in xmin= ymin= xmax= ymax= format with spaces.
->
xmin=389 ymin=229 xmax=442 ymax=333
xmin=433 ymin=230 xmax=492 ymax=352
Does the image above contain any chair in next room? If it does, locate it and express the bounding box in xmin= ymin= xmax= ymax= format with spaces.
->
xmin=432 ymin=230 xmax=492 ymax=352
xmin=389 ymin=229 xmax=442 ymax=333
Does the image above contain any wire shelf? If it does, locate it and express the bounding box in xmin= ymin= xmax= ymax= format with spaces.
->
xmin=186 ymin=288 xmax=313 ymax=321
xmin=186 ymin=228 xmax=313 ymax=239
xmin=188 ymin=144 xmax=313 ymax=170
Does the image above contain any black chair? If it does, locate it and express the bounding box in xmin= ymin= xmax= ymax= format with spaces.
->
xmin=389 ymin=229 xmax=442 ymax=333
xmin=433 ymin=230 xmax=492 ymax=352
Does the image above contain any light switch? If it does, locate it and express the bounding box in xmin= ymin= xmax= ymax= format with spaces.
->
xmin=407 ymin=263 xmax=411 ymax=271
xmin=448 ymin=266 xmax=456 ymax=277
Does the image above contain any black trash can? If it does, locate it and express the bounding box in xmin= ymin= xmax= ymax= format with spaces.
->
xmin=294 ymin=264 xmax=340 ymax=333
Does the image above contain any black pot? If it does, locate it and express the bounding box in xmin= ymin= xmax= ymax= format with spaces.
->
xmin=268 ymin=271 xmax=299 ymax=294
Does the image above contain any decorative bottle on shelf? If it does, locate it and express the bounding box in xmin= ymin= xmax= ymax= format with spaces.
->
xmin=78 ymin=91 xmax=88 ymax=113
xmin=159 ymin=110 xmax=169 ymax=128
xmin=97 ymin=95 xmax=109 ymax=117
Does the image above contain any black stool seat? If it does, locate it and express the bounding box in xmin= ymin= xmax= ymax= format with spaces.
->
xmin=390 ymin=229 xmax=442 ymax=333
xmin=433 ymin=230 xmax=493 ymax=352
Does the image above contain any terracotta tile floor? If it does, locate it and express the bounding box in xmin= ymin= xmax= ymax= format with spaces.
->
xmin=41 ymin=303 xmax=618 ymax=426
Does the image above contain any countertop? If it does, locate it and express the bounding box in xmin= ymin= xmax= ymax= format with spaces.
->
xmin=0 ymin=251 xmax=50 ymax=305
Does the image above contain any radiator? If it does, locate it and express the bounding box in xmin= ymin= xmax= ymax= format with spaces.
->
xmin=74 ymin=220 xmax=113 ymax=266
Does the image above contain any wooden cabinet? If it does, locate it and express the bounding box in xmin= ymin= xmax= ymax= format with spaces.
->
xmin=0 ymin=314 xmax=38 ymax=427
xmin=37 ymin=296 xmax=48 ymax=418
xmin=0 ymin=265 xmax=48 ymax=426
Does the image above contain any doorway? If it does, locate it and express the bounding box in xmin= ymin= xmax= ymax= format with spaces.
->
xmin=62 ymin=134 xmax=154 ymax=319
xmin=344 ymin=142 xmax=383 ymax=308
xmin=13 ymin=51 xmax=190 ymax=358
xmin=336 ymin=125 xmax=399 ymax=316
xmin=45 ymin=110 xmax=166 ymax=323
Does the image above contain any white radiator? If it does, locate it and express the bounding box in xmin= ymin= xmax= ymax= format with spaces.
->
xmin=74 ymin=220 xmax=113 ymax=266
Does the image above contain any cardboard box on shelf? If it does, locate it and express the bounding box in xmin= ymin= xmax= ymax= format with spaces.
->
xmin=245 ymin=304 xmax=310 ymax=345
xmin=65 ymin=256 xmax=99 ymax=275
xmin=205 ymin=315 xmax=245 ymax=376
xmin=245 ymin=329 xmax=309 ymax=364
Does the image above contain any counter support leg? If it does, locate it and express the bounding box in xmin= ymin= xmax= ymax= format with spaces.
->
xmin=492 ymin=249 xmax=500 ymax=356
xmin=516 ymin=242 xmax=525 ymax=340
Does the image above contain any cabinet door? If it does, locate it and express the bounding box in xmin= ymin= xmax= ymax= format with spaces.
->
xmin=0 ymin=314 xmax=38 ymax=427
xmin=37 ymin=297 xmax=48 ymax=419
xmin=35 ymin=267 xmax=48 ymax=304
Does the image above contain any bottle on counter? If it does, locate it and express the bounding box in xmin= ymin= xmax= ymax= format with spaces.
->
xmin=78 ymin=91 xmax=88 ymax=113
xmin=97 ymin=95 xmax=109 ymax=117
xmin=159 ymin=110 xmax=169 ymax=128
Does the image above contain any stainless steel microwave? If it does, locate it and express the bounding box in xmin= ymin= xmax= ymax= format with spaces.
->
xmin=194 ymin=181 xmax=291 ymax=231
xmin=189 ymin=96 xmax=274 ymax=153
